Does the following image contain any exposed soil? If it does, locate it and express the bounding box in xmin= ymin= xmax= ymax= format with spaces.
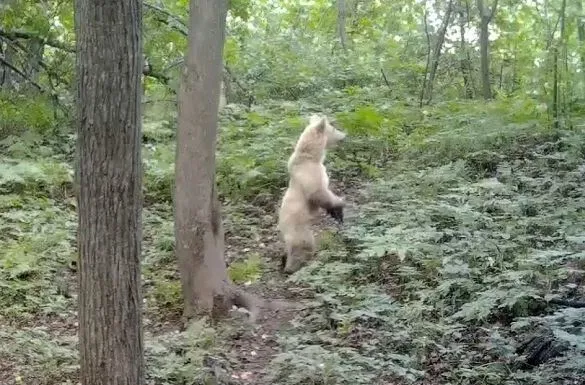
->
xmin=219 ymin=179 xmax=362 ymax=384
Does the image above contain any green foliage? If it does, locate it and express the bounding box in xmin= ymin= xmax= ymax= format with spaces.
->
xmin=0 ymin=327 xmax=78 ymax=383
xmin=143 ymin=142 xmax=175 ymax=203
xmin=0 ymin=93 xmax=58 ymax=139
xmin=145 ymin=318 xmax=232 ymax=385
xmin=271 ymin=120 xmax=585 ymax=384
xmin=317 ymin=230 xmax=344 ymax=251
xmin=228 ymin=252 xmax=263 ymax=284
xmin=3 ymin=96 xmax=585 ymax=384
xmin=0 ymin=197 xmax=75 ymax=312
xmin=151 ymin=279 xmax=183 ymax=315
xmin=0 ymin=159 xmax=72 ymax=195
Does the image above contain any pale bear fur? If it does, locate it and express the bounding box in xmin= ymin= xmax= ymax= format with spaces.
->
xmin=277 ymin=114 xmax=346 ymax=274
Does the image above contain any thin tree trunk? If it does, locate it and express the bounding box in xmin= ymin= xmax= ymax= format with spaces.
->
xmin=23 ymin=38 xmax=43 ymax=85
xmin=175 ymin=0 xmax=228 ymax=319
xmin=424 ymin=0 xmax=454 ymax=104
xmin=476 ymin=0 xmax=499 ymax=100
xmin=175 ymin=0 xmax=284 ymax=323
xmin=577 ymin=1 xmax=585 ymax=89
xmin=552 ymin=43 xmax=559 ymax=128
xmin=511 ymin=53 xmax=518 ymax=93
xmin=459 ymin=0 xmax=473 ymax=99
xmin=75 ymin=0 xmax=144 ymax=383
xmin=0 ymin=39 xmax=19 ymax=89
xmin=553 ymin=0 xmax=567 ymax=128
xmin=350 ymin=0 xmax=360 ymax=31
xmin=498 ymin=61 xmax=503 ymax=91
xmin=175 ymin=0 xmax=267 ymax=322
xmin=0 ymin=38 xmax=5 ymax=87
xmin=560 ymin=0 xmax=567 ymax=111
xmin=337 ymin=0 xmax=348 ymax=51
xmin=419 ymin=10 xmax=431 ymax=108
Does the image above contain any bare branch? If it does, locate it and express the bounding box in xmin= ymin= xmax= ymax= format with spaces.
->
xmin=0 ymin=28 xmax=75 ymax=52
xmin=380 ymin=68 xmax=391 ymax=88
xmin=1 ymin=35 xmax=67 ymax=90
xmin=0 ymin=54 xmax=44 ymax=91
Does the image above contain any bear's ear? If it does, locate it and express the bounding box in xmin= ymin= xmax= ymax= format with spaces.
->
xmin=315 ymin=118 xmax=326 ymax=133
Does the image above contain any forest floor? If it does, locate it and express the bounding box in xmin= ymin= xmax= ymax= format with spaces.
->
xmin=1 ymin=101 xmax=585 ymax=385
xmin=215 ymin=180 xmax=364 ymax=385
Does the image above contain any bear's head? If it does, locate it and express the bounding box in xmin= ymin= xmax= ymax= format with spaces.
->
xmin=309 ymin=114 xmax=346 ymax=149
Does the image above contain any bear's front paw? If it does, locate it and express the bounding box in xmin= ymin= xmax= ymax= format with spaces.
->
xmin=326 ymin=205 xmax=344 ymax=223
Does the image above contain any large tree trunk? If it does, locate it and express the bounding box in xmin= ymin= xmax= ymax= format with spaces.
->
xmin=75 ymin=0 xmax=144 ymax=383
xmin=476 ymin=0 xmax=498 ymax=100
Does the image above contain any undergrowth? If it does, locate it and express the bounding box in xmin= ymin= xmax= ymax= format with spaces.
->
xmin=270 ymin=120 xmax=585 ymax=384
xmin=1 ymin=91 xmax=584 ymax=384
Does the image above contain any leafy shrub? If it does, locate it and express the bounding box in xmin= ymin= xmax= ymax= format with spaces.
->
xmin=0 ymin=159 xmax=73 ymax=196
xmin=0 ymin=92 xmax=57 ymax=140
xmin=146 ymin=318 xmax=232 ymax=385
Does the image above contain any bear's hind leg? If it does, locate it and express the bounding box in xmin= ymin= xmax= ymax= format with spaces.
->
xmin=283 ymin=232 xmax=315 ymax=274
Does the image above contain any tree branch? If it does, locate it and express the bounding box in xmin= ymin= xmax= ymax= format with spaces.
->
xmin=142 ymin=58 xmax=170 ymax=84
xmin=0 ymin=3 xmax=189 ymax=88
xmin=380 ymin=68 xmax=391 ymax=88
xmin=1 ymin=35 xmax=67 ymax=89
xmin=0 ymin=28 xmax=170 ymax=85
xmin=0 ymin=28 xmax=75 ymax=52
xmin=143 ymin=2 xmax=188 ymax=36
xmin=0 ymin=55 xmax=44 ymax=92
xmin=487 ymin=0 xmax=499 ymax=23
xmin=475 ymin=0 xmax=484 ymax=16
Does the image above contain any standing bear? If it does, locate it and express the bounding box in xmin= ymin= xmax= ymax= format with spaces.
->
xmin=277 ymin=114 xmax=346 ymax=274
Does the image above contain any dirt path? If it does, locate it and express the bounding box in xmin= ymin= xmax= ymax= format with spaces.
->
xmin=223 ymin=226 xmax=304 ymax=384
xmin=222 ymin=180 xmax=362 ymax=384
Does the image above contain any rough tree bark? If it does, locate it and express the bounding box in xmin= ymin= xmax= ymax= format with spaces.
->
xmin=175 ymin=0 xmax=266 ymax=322
xmin=75 ymin=0 xmax=144 ymax=383
xmin=476 ymin=0 xmax=498 ymax=100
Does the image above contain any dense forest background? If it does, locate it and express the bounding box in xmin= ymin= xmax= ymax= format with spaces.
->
xmin=0 ymin=0 xmax=584 ymax=384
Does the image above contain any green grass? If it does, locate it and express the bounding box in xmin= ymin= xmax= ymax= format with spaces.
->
xmin=228 ymin=252 xmax=264 ymax=284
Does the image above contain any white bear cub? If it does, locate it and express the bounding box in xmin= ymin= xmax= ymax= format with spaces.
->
xmin=277 ymin=114 xmax=346 ymax=273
